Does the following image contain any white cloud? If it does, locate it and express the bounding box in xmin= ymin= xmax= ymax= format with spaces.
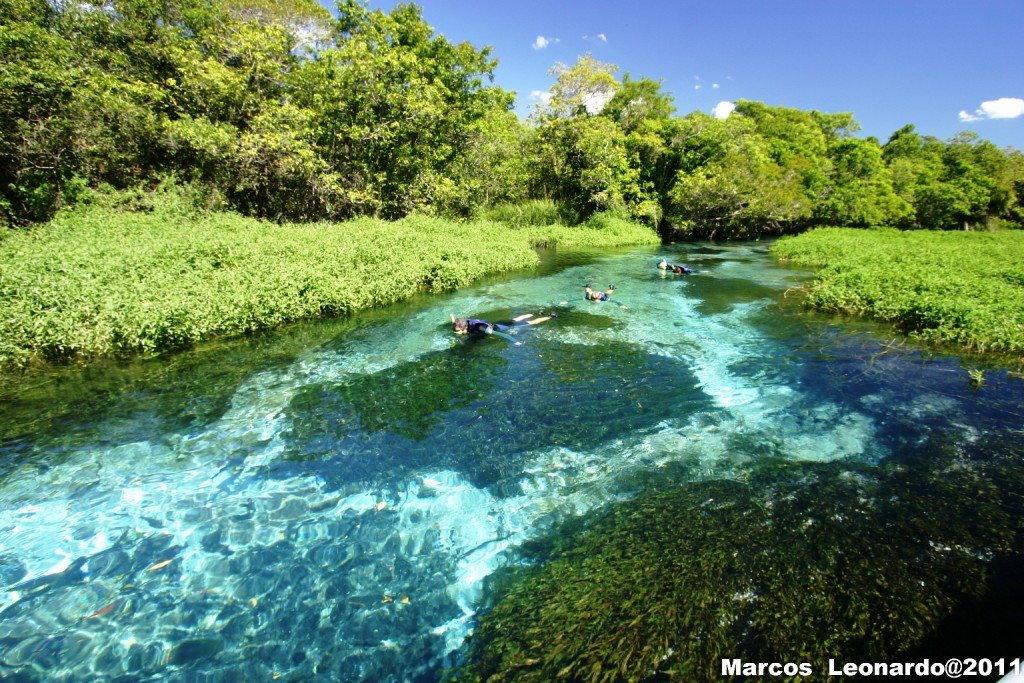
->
xmin=712 ymin=83 xmax=720 ymax=89
xmin=597 ymin=33 xmax=607 ymax=42
xmin=712 ymin=101 xmax=736 ymax=119
xmin=530 ymin=90 xmax=553 ymax=105
xmin=533 ymin=35 xmax=554 ymax=50
xmin=694 ymin=84 xmax=702 ymax=90
xmin=582 ymin=91 xmax=613 ymax=115
xmin=959 ymin=97 xmax=1024 ymax=122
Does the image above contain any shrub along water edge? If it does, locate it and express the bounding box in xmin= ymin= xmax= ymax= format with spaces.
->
xmin=772 ymin=228 xmax=1024 ymax=359
xmin=0 ymin=202 xmax=658 ymax=370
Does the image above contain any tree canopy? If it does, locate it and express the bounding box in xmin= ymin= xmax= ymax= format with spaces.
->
xmin=1 ymin=0 xmax=1021 ymax=236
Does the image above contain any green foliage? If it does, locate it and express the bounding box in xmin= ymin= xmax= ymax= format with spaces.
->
xmin=0 ymin=194 xmax=657 ymax=369
xmin=530 ymin=115 xmax=646 ymax=220
xmin=600 ymin=74 xmax=675 ymax=133
xmin=459 ymin=441 xmax=1024 ymax=681
xmin=666 ymin=113 xmax=811 ymax=238
xmin=291 ymin=1 xmax=507 ymax=220
xmin=525 ymin=212 xmax=662 ymax=249
xmin=813 ymin=138 xmax=911 ymax=227
xmin=482 ymin=199 xmax=568 ymax=227
xmin=2 ymin=1 xmax=1021 ymax=233
xmin=535 ymin=53 xmax=619 ymax=120
xmin=882 ymin=126 xmax=1017 ymax=230
xmin=772 ymin=228 xmax=1024 ymax=357
xmin=431 ymin=108 xmax=531 ymax=218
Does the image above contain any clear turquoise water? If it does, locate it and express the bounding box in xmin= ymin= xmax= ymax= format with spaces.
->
xmin=0 ymin=243 xmax=1022 ymax=680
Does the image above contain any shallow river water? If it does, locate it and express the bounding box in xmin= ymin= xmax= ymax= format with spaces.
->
xmin=0 ymin=243 xmax=1022 ymax=680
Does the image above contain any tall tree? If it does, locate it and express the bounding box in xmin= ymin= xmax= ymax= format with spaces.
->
xmin=535 ymin=53 xmax=618 ymax=120
xmin=291 ymin=1 xmax=505 ymax=218
xmin=601 ymin=74 xmax=675 ymax=133
xmin=814 ymin=137 xmax=910 ymax=227
xmin=665 ymin=112 xmax=811 ymax=238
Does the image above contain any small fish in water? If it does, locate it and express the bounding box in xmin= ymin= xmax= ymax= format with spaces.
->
xmin=381 ymin=595 xmax=393 ymax=604
xmin=249 ymin=598 xmax=258 ymax=607
xmin=400 ymin=596 xmax=410 ymax=605
xmin=375 ymin=501 xmax=387 ymax=512
xmin=88 ymin=602 xmax=116 ymax=618
xmin=147 ymin=559 xmax=174 ymax=572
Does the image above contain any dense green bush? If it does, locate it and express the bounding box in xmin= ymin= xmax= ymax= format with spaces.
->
xmin=0 ymin=200 xmax=657 ymax=369
xmin=773 ymin=228 xmax=1024 ymax=357
xmin=482 ymin=199 xmax=570 ymax=228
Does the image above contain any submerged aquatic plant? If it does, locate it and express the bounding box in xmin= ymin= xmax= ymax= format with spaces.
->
xmin=282 ymin=334 xmax=709 ymax=490
xmin=458 ymin=436 xmax=1024 ymax=681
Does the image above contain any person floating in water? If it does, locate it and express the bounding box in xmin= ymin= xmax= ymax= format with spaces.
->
xmin=450 ymin=312 xmax=553 ymax=342
xmin=658 ymin=258 xmax=693 ymax=275
xmin=584 ymin=284 xmax=616 ymax=302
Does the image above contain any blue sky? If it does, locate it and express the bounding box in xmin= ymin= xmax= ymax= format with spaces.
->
xmin=354 ymin=1 xmax=1024 ymax=149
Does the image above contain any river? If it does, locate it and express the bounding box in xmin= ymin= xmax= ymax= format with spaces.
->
xmin=1 ymin=243 xmax=1022 ymax=680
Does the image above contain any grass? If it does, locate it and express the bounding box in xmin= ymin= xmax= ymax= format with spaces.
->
xmin=0 ymin=199 xmax=658 ymax=370
xmin=482 ymin=199 xmax=570 ymax=228
xmin=772 ymin=228 xmax=1024 ymax=358
xmin=524 ymin=212 xmax=661 ymax=249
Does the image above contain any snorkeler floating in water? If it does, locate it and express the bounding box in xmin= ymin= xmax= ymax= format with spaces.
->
xmin=450 ymin=313 xmax=554 ymax=343
xmin=658 ymin=258 xmax=693 ymax=275
xmin=584 ymin=284 xmax=616 ymax=302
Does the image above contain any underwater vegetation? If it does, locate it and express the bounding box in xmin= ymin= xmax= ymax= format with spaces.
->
xmin=458 ymin=434 xmax=1024 ymax=682
xmin=282 ymin=332 xmax=709 ymax=490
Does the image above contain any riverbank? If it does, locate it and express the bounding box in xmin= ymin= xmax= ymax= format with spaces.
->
xmin=772 ymin=228 xmax=1024 ymax=360
xmin=0 ymin=202 xmax=658 ymax=370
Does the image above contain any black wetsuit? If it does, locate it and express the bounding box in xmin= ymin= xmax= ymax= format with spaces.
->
xmin=465 ymin=318 xmax=495 ymax=335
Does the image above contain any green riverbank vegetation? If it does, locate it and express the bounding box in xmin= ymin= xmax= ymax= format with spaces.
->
xmin=2 ymin=0 xmax=1023 ymax=368
xmin=0 ymin=190 xmax=656 ymax=369
xmin=459 ymin=437 xmax=1024 ymax=681
xmin=772 ymin=228 xmax=1024 ymax=358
